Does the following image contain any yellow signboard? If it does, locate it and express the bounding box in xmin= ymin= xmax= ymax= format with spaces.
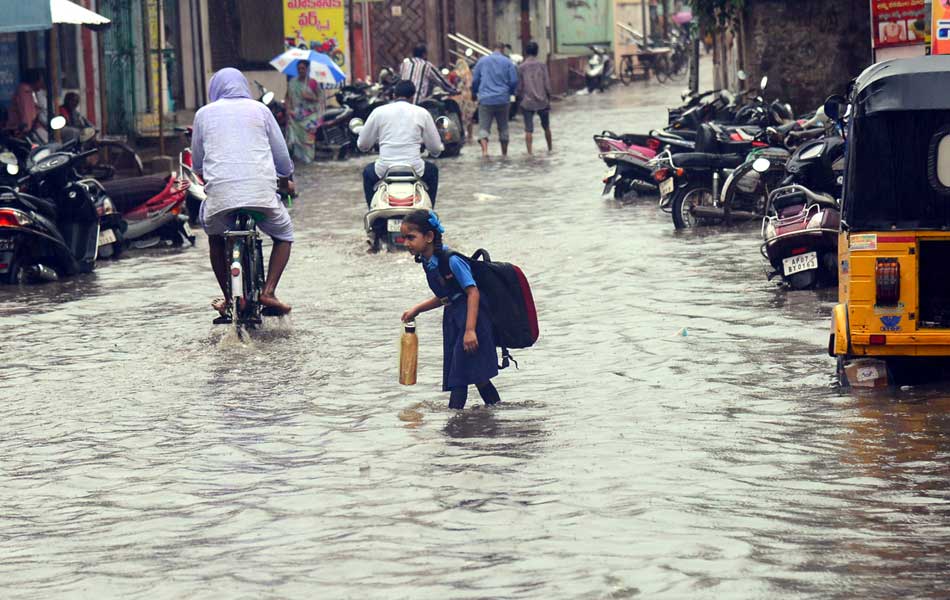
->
xmin=283 ymin=0 xmax=347 ymax=76
xmin=934 ymin=0 xmax=950 ymax=54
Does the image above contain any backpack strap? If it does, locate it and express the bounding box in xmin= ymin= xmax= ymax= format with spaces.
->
xmin=436 ymin=249 xmax=466 ymax=297
xmin=499 ymin=347 xmax=518 ymax=370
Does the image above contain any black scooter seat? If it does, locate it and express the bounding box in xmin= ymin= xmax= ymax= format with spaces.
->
xmin=674 ymin=153 xmax=745 ymax=169
xmin=101 ymin=175 xmax=169 ymax=213
xmin=0 ymin=191 xmax=57 ymax=220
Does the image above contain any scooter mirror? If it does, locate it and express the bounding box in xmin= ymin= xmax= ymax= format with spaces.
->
xmin=752 ymin=157 xmax=771 ymax=173
xmin=261 ymin=91 xmax=275 ymax=105
xmin=737 ymin=70 xmax=747 ymax=81
xmin=823 ymin=95 xmax=846 ymax=121
xmin=50 ymin=115 xmax=67 ymax=131
xmin=760 ymin=76 xmax=769 ymax=91
xmin=79 ymin=127 xmax=97 ymax=143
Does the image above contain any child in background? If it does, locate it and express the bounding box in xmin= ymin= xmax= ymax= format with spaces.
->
xmin=400 ymin=210 xmax=501 ymax=409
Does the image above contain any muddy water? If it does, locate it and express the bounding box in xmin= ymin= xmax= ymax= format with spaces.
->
xmin=3 ymin=80 xmax=950 ymax=599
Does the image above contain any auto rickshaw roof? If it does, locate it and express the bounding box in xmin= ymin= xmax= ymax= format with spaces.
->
xmin=854 ymin=55 xmax=950 ymax=115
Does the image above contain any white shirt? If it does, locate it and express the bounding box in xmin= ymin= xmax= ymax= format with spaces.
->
xmin=357 ymin=99 xmax=444 ymax=177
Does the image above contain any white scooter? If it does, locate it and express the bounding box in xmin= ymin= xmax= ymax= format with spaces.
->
xmin=364 ymin=164 xmax=435 ymax=251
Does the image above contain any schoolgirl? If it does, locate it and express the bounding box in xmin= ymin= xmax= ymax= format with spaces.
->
xmin=400 ymin=210 xmax=501 ymax=409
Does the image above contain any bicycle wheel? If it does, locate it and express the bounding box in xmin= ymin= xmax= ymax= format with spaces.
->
xmin=619 ymin=56 xmax=635 ymax=85
xmin=670 ymin=51 xmax=688 ymax=82
xmin=654 ymin=55 xmax=671 ymax=84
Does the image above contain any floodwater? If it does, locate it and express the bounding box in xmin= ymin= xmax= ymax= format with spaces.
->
xmin=4 ymin=79 xmax=950 ymax=600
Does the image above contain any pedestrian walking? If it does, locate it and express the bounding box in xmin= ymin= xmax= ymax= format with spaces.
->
xmin=284 ymin=60 xmax=325 ymax=164
xmin=450 ymin=58 xmax=477 ymax=142
xmin=472 ymin=42 xmax=518 ymax=157
xmin=516 ymin=41 xmax=553 ymax=154
xmin=400 ymin=210 xmax=501 ymax=410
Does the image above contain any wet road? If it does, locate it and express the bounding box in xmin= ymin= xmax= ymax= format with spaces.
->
xmin=4 ymin=79 xmax=950 ymax=599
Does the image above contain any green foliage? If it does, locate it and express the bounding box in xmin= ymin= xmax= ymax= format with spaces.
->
xmin=689 ymin=0 xmax=746 ymax=33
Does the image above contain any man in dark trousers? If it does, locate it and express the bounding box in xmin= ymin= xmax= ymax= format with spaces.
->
xmin=516 ymin=41 xmax=553 ymax=154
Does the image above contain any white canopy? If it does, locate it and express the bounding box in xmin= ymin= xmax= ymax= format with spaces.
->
xmin=50 ymin=0 xmax=110 ymax=28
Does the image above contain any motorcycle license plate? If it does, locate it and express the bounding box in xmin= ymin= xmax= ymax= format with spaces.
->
xmin=387 ymin=218 xmax=403 ymax=233
xmin=0 ymin=237 xmax=14 ymax=251
xmin=783 ymin=251 xmax=818 ymax=276
xmin=660 ymin=177 xmax=674 ymax=197
xmin=98 ymin=228 xmax=117 ymax=247
xmin=604 ymin=165 xmax=617 ymax=180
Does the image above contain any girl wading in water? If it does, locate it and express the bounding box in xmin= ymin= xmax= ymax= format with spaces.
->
xmin=400 ymin=210 xmax=501 ymax=409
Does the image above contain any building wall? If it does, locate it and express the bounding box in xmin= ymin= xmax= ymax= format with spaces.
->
xmin=741 ymin=0 xmax=872 ymax=113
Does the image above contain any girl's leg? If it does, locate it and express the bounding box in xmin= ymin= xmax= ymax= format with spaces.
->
xmin=449 ymin=386 xmax=468 ymax=410
xmin=475 ymin=382 xmax=500 ymax=406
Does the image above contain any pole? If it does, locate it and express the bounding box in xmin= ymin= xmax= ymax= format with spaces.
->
xmin=641 ymin=0 xmax=648 ymax=39
xmin=362 ymin=1 xmax=371 ymax=80
xmin=689 ymin=36 xmax=700 ymax=94
xmin=49 ymin=27 xmax=60 ymax=142
xmin=157 ymin=0 xmax=165 ymax=157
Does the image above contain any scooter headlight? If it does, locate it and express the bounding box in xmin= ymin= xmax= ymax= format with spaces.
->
xmin=6 ymin=163 xmax=18 ymax=175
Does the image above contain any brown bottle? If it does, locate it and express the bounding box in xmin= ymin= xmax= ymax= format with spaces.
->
xmin=399 ymin=320 xmax=418 ymax=385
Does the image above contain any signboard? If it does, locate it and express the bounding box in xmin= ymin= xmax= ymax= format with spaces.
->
xmin=870 ymin=0 xmax=927 ymax=48
xmin=934 ymin=0 xmax=950 ymax=54
xmin=283 ymin=0 xmax=347 ymax=77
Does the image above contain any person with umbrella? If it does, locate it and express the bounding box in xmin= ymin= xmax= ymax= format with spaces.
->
xmin=284 ymin=60 xmax=326 ymax=164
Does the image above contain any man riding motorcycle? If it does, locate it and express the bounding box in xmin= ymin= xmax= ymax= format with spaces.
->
xmin=192 ymin=68 xmax=295 ymax=316
xmin=357 ymin=80 xmax=443 ymax=207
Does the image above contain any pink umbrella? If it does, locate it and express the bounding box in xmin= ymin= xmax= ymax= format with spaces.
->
xmin=672 ymin=11 xmax=693 ymax=25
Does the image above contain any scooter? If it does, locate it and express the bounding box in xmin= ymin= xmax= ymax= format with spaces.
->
xmin=100 ymin=173 xmax=194 ymax=249
xmin=364 ymin=163 xmax=435 ymax=252
xmin=420 ymin=89 xmax=465 ymax=157
xmin=585 ymin=45 xmax=614 ymax=92
xmin=594 ymin=133 xmax=659 ymax=200
xmin=0 ymin=149 xmax=102 ymax=283
xmin=759 ymin=133 xmax=846 ymax=289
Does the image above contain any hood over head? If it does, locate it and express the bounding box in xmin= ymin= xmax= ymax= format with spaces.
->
xmin=208 ymin=68 xmax=252 ymax=102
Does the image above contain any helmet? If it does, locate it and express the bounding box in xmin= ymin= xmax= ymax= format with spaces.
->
xmin=435 ymin=116 xmax=461 ymax=144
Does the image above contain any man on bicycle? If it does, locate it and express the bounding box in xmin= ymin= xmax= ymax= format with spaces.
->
xmin=192 ymin=68 xmax=295 ymax=316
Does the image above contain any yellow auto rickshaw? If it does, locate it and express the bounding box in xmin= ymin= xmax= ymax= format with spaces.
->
xmin=830 ymin=55 xmax=950 ymax=385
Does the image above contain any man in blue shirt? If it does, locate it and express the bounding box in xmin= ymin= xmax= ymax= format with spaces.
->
xmin=472 ymin=42 xmax=518 ymax=158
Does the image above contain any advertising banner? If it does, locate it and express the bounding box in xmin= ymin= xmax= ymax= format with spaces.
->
xmin=870 ymin=0 xmax=926 ymax=48
xmin=934 ymin=0 xmax=950 ymax=54
xmin=283 ymin=0 xmax=347 ymax=77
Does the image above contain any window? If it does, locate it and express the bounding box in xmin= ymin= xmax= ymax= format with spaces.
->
xmin=929 ymin=126 xmax=950 ymax=190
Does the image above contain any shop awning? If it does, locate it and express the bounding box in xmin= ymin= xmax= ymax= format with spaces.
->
xmin=50 ymin=0 xmax=111 ymax=30
xmin=0 ymin=3 xmax=52 ymax=33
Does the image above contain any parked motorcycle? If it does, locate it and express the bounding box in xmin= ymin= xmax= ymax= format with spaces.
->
xmin=174 ymin=126 xmax=207 ymax=225
xmin=100 ymin=173 xmax=194 ymax=249
xmin=0 ymin=144 xmax=103 ymax=283
xmin=420 ymin=89 xmax=465 ymax=157
xmin=364 ymin=163 xmax=436 ymax=252
xmin=586 ymin=45 xmax=614 ymax=92
xmin=593 ymin=131 xmax=659 ymax=200
xmin=759 ymin=132 xmax=846 ymax=289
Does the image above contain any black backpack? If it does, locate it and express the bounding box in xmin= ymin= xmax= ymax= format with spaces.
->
xmin=436 ymin=248 xmax=539 ymax=369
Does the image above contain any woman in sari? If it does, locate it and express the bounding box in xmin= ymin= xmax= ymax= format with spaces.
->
xmin=284 ymin=60 xmax=325 ymax=164
xmin=450 ymin=58 xmax=476 ymax=142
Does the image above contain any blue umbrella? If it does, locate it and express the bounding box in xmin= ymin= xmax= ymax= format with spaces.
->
xmin=270 ymin=49 xmax=346 ymax=86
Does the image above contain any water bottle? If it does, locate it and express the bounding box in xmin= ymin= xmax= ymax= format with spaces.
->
xmin=400 ymin=320 xmax=418 ymax=385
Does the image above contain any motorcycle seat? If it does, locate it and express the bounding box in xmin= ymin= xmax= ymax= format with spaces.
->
xmin=322 ymin=107 xmax=354 ymax=123
xmin=101 ymin=174 xmax=170 ymax=213
xmin=674 ymin=153 xmax=745 ymax=169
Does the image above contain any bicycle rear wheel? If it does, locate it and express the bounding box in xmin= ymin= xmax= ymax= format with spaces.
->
xmin=654 ymin=55 xmax=671 ymax=83
xmin=619 ymin=57 xmax=635 ymax=85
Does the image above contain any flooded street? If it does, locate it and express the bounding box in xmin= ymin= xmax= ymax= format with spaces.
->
xmin=4 ymin=79 xmax=950 ymax=599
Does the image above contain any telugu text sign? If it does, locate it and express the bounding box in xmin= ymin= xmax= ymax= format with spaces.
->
xmin=283 ymin=0 xmax=347 ymax=76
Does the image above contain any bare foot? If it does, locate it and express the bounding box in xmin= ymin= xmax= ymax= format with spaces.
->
xmin=211 ymin=297 xmax=230 ymax=316
xmin=259 ymin=293 xmax=292 ymax=314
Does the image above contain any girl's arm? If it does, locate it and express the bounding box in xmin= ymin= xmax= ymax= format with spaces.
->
xmin=402 ymin=296 xmax=442 ymax=322
xmin=462 ymin=287 xmax=479 ymax=353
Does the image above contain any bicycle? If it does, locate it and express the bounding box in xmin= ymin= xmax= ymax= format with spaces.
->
xmin=214 ymin=191 xmax=294 ymax=328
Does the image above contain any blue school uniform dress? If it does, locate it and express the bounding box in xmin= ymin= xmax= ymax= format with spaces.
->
xmin=423 ymin=249 xmax=499 ymax=391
